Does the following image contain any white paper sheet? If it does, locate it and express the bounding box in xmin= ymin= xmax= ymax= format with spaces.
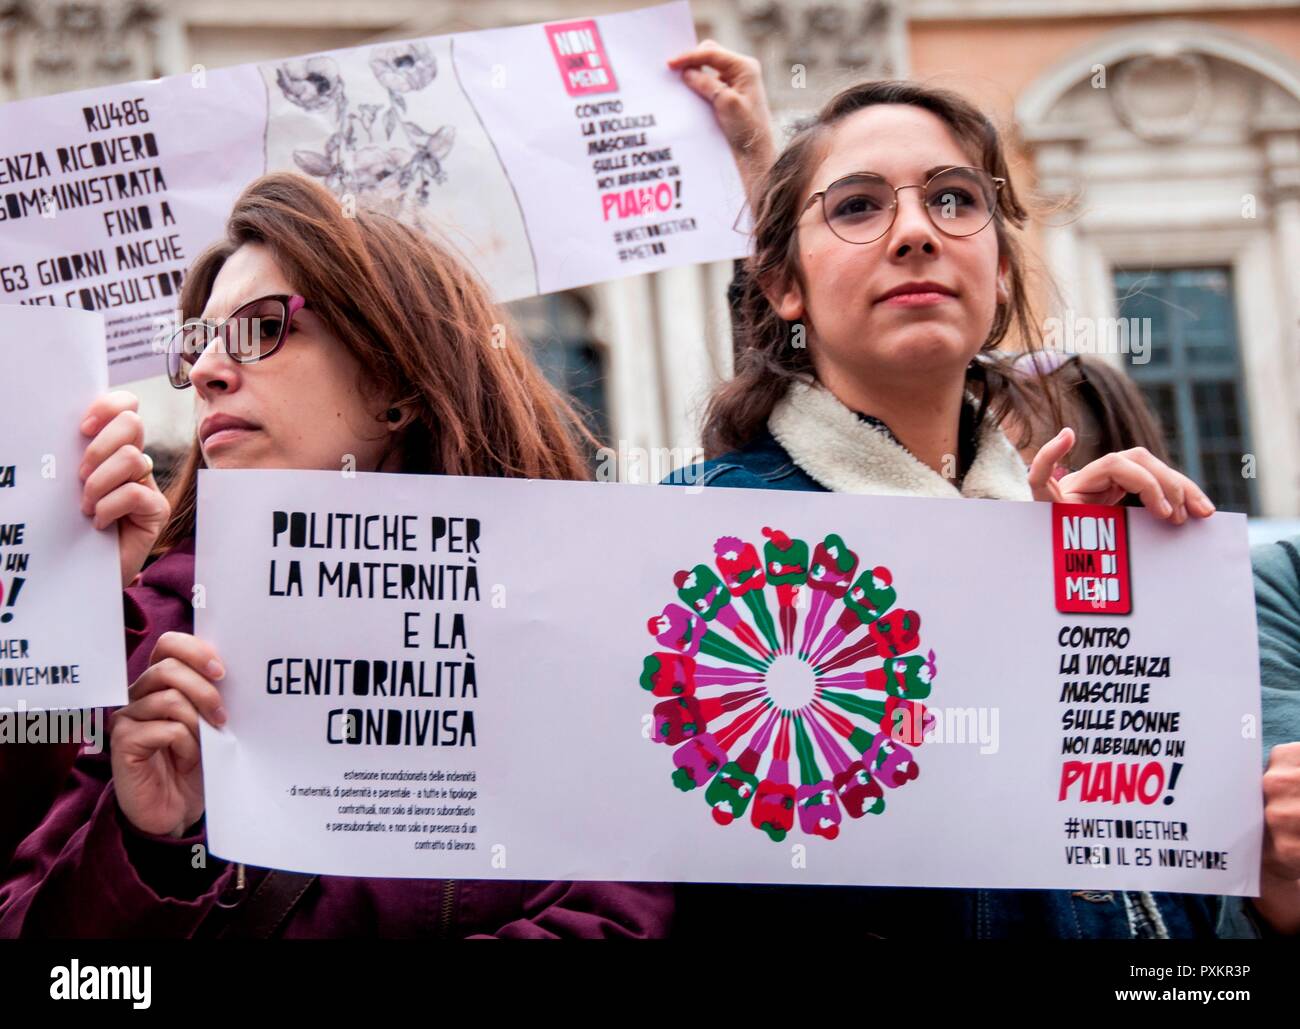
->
xmin=196 ymin=469 xmax=1263 ymax=894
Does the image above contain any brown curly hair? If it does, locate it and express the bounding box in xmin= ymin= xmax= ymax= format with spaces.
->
xmin=702 ymin=79 xmax=1063 ymax=459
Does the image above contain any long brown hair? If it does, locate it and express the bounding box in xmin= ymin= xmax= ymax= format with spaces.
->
xmin=996 ymin=352 xmax=1172 ymax=466
xmin=702 ymin=80 xmax=1062 ymax=458
xmin=155 ymin=172 xmax=594 ymax=553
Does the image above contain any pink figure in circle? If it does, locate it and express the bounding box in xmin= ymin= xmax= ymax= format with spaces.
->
xmin=646 ymin=603 xmax=705 ymax=656
xmin=798 ymin=535 xmax=859 ymax=660
xmin=751 ymin=714 xmax=797 ymax=842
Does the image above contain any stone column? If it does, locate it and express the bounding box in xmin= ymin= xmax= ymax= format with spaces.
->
xmin=1260 ymin=126 xmax=1300 ymax=515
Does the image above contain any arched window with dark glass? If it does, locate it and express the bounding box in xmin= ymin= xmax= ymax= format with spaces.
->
xmin=1114 ymin=266 xmax=1258 ymax=515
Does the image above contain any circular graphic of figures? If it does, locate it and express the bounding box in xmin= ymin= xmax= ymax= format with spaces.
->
xmin=640 ymin=527 xmax=937 ymax=842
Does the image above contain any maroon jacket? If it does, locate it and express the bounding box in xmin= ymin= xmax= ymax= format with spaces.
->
xmin=0 ymin=540 xmax=183 ymax=871
xmin=0 ymin=541 xmax=672 ymax=938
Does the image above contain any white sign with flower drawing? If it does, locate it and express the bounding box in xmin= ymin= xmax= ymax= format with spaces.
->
xmin=264 ymin=38 xmax=538 ymax=302
xmin=0 ymin=2 xmax=746 ymax=384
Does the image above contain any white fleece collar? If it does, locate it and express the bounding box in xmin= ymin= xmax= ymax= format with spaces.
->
xmin=767 ymin=378 xmax=1031 ymax=501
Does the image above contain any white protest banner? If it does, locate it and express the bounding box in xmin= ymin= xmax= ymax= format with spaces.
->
xmin=0 ymin=306 xmax=127 ymax=711
xmin=195 ymin=469 xmax=1263 ymax=895
xmin=0 ymin=1 xmax=746 ymax=385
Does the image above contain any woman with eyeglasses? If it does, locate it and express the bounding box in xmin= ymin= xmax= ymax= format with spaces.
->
xmin=0 ymin=172 xmax=671 ymax=939
xmin=665 ymin=43 xmax=1299 ymax=938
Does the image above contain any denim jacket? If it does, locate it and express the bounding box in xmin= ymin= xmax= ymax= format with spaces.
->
xmin=664 ymin=388 xmax=1251 ymax=939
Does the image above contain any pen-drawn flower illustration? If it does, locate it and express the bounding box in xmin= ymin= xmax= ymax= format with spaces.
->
xmin=274 ymin=41 xmax=453 ymax=208
xmin=641 ymin=526 xmax=937 ymax=842
xmin=370 ymin=42 xmax=437 ymax=94
xmin=276 ymin=57 xmax=345 ymax=113
xmin=353 ymin=146 xmax=410 ymax=193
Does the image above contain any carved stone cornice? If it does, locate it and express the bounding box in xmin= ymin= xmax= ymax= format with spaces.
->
xmin=2 ymin=0 xmax=172 ymax=98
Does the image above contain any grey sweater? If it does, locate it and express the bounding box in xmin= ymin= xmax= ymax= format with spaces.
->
xmin=1220 ymin=536 xmax=1300 ymax=937
xmin=1253 ymin=538 xmax=1300 ymax=761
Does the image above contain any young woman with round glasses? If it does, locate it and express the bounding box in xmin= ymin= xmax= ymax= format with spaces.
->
xmin=665 ymin=42 xmax=1300 ymax=938
xmin=0 ymin=172 xmax=671 ymax=939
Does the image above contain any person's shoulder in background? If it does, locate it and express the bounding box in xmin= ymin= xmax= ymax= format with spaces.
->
xmin=658 ymin=427 xmax=821 ymax=493
xmin=1217 ymin=536 xmax=1300 ymax=939
xmin=1252 ymin=536 xmax=1300 ymax=758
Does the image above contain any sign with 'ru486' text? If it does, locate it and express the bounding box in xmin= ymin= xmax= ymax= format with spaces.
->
xmin=0 ymin=2 xmax=745 ymax=384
